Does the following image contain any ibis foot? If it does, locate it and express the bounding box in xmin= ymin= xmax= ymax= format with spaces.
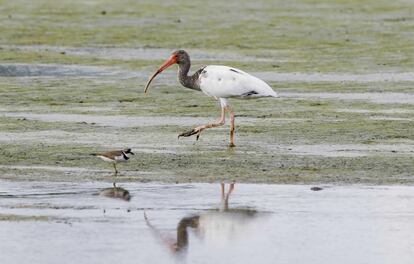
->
xmin=178 ymin=128 xmax=202 ymax=140
xmin=228 ymin=142 xmax=236 ymax=148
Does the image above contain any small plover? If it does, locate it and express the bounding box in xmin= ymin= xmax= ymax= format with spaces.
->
xmin=91 ymin=148 xmax=134 ymax=175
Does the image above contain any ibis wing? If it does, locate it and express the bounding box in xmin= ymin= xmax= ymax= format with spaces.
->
xmin=199 ymin=66 xmax=278 ymax=99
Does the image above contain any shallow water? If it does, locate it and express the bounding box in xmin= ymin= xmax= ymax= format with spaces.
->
xmin=4 ymin=62 xmax=414 ymax=84
xmin=1 ymin=181 xmax=414 ymax=264
xmin=255 ymin=72 xmax=414 ymax=83
xmin=1 ymin=45 xmax=271 ymax=62
xmin=0 ymin=63 xmax=122 ymax=77
xmin=283 ymin=92 xmax=414 ymax=104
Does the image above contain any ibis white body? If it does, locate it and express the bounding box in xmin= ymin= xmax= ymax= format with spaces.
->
xmin=199 ymin=65 xmax=278 ymax=100
xmin=197 ymin=211 xmax=256 ymax=245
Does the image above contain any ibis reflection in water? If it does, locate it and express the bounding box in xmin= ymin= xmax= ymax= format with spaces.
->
xmin=144 ymin=182 xmax=261 ymax=256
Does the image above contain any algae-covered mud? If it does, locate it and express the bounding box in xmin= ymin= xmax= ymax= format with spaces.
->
xmin=1 ymin=182 xmax=414 ymax=264
xmin=0 ymin=0 xmax=413 ymax=184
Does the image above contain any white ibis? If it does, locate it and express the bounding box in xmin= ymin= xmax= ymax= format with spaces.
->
xmin=144 ymin=50 xmax=278 ymax=147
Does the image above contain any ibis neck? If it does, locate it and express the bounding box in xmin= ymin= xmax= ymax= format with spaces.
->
xmin=177 ymin=60 xmax=201 ymax=91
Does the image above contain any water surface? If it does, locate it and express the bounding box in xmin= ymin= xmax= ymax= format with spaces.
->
xmin=1 ymin=181 xmax=414 ymax=264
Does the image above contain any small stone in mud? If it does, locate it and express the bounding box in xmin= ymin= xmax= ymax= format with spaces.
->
xmin=60 ymin=51 xmax=66 ymax=55
xmin=174 ymin=18 xmax=181 ymax=23
xmin=101 ymin=10 xmax=107 ymax=15
xmin=310 ymin=187 xmax=323 ymax=191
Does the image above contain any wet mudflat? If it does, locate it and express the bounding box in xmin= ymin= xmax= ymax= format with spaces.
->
xmin=0 ymin=67 xmax=413 ymax=183
xmin=1 ymin=181 xmax=414 ymax=264
xmin=1 ymin=2 xmax=413 ymax=183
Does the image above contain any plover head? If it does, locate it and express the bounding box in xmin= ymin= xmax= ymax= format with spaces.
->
xmin=123 ymin=148 xmax=135 ymax=155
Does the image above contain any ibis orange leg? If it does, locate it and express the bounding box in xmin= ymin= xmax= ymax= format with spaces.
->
xmin=178 ymin=106 xmax=226 ymax=140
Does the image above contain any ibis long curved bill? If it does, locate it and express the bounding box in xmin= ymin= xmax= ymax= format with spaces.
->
xmin=144 ymin=54 xmax=177 ymax=93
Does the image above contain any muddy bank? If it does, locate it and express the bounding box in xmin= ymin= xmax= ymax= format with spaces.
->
xmin=1 ymin=112 xmax=302 ymax=127
xmin=0 ymin=96 xmax=413 ymax=184
xmin=1 ymin=129 xmax=413 ymax=158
